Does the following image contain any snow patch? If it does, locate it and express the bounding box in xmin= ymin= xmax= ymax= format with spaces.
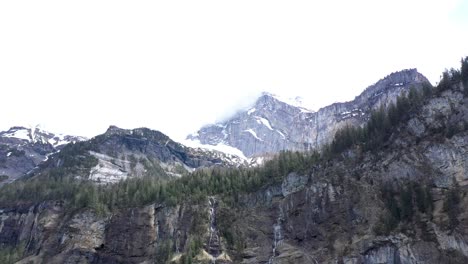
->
xmin=276 ymin=130 xmax=286 ymax=139
xmin=48 ymin=134 xmax=74 ymax=147
xmin=244 ymin=129 xmax=263 ymax=141
xmin=182 ymin=139 xmax=269 ymax=167
xmin=43 ymin=151 xmax=55 ymax=161
xmin=89 ymin=165 xmax=128 ymax=184
xmin=1 ymin=126 xmax=84 ymax=147
xmin=340 ymin=108 xmax=364 ymax=118
xmin=3 ymin=129 xmax=30 ymax=141
xmin=222 ymin=128 xmax=228 ymax=139
xmin=183 ymin=139 xmax=248 ymax=161
xmin=88 ymin=151 xmax=130 ymax=184
xmin=30 ymin=127 xmax=36 ymax=143
xmin=247 ymin=108 xmax=256 ymax=115
xmin=263 ymin=92 xmax=314 ymax=113
xmin=256 ymin=117 xmax=273 ymax=130
xmin=250 ymin=156 xmax=265 ymax=166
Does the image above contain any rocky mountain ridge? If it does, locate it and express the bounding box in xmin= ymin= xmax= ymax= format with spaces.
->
xmin=0 ymin=126 xmax=85 ymax=184
xmin=37 ymin=125 xmax=251 ymax=184
xmin=0 ymin=125 xmax=85 ymax=147
xmin=0 ymin=69 xmax=430 ymax=183
xmin=189 ymin=69 xmax=431 ymax=157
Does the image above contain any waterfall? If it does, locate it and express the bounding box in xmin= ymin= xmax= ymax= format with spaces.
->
xmin=268 ymin=206 xmax=284 ymax=264
xmin=207 ymin=196 xmax=221 ymax=264
xmin=175 ymin=231 xmax=180 ymax=254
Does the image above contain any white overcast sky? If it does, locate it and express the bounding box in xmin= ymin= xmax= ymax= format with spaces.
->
xmin=1 ymin=0 xmax=467 ymax=141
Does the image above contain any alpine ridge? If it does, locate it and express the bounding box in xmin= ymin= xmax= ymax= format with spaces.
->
xmin=188 ymin=69 xmax=431 ymax=157
xmin=0 ymin=126 xmax=85 ymax=184
xmin=35 ymin=125 xmax=249 ymax=184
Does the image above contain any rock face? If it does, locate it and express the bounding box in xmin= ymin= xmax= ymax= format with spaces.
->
xmin=0 ymin=126 xmax=85 ymax=184
xmin=189 ymin=69 xmax=430 ymax=157
xmin=281 ymin=172 xmax=308 ymax=197
xmin=0 ymin=202 xmax=206 ymax=264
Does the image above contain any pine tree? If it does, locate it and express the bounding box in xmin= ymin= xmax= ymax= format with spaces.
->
xmin=399 ymin=185 xmax=414 ymax=222
xmin=444 ymin=183 xmax=461 ymax=231
xmin=461 ymin=57 xmax=468 ymax=93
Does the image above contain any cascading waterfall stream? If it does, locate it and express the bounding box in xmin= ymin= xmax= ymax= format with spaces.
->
xmin=207 ymin=196 xmax=221 ymax=264
xmin=269 ymin=206 xmax=284 ymax=264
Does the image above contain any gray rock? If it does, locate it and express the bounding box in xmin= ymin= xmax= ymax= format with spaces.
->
xmin=281 ymin=172 xmax=308 ymax=197
xmin=407 ymin=118 xmax=426 ymax=137
xmin=433 ymin=223 xmax=468 ymax=256
xmin=423 ymin=134 xmax=468 ymax=187
xmin=362 ymin=244 xmax=400 ymax=264
xmin=189 ymin=69 xmax=430 ymax=157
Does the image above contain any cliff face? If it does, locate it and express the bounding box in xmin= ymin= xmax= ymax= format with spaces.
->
xmin=0 ymin=202 xmax=192 ymax=263
xmin=189 ymin=69 xmax=431 ymax=157
xmin=0 ymin=200 xmax=231 ymax=264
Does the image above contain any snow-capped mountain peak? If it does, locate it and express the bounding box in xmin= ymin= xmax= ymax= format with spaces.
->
xmin=0 ymin=126 xmax=87 ymax=184
xmin=0 ymin=125 xmax=85 ymax=147
xmin=261 ymin=92 xmax=314 ymax=113
xmin=189 ymin=69 xmax=431 ymax=157
xmin=1 ymin=126 xmax=31 ymax=141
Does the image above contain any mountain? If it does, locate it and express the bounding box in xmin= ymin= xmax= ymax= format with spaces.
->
xmin=0 ymin=126 xmax=85 ymax=184
xmin=188 ymin=69 xmax=431 ymax=157
xmin=35 ymin=126 xmax=248 ymax=184
xmin=0 ymin=61 xmax=467 ymax=264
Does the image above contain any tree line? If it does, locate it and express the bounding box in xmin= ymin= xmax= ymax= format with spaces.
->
xmin=0 ymin=150 xmax=321 ymax=215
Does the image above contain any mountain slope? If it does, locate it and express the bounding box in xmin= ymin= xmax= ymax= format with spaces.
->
xmin=0 ymin=126 xmax=85 ymax=184
xmin=189 ymin=69 xmax=430 ymax=157
xmin=35 ymin=126 xmax=247 ymax=184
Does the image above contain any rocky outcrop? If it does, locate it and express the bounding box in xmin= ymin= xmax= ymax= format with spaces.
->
xmin=189 ymin=69 xmax=431 ymax=157
xmin=281 ymin=172 xmax=308 ymax=197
